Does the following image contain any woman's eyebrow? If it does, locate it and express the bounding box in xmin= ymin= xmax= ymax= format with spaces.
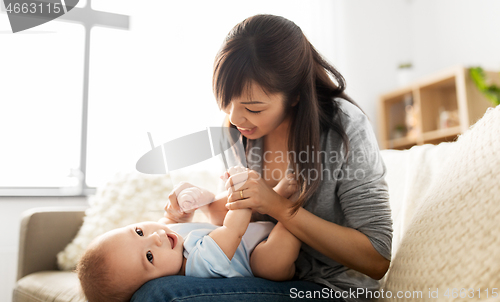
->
xmin=240 ymin=101 xmax=266 ymax=104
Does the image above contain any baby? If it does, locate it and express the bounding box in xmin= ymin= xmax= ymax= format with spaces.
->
xmin=77 ymin=169 xmax=299 ymax=302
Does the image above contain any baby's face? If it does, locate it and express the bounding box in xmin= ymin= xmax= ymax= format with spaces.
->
xmin=101 ymin=221 xmax=185 ymax=288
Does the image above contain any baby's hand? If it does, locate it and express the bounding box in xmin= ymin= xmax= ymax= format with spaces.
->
xmin=274 ymin=172 xmax=298 ymax=199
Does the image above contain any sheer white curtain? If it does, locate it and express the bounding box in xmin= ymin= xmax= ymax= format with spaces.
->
xmin=0 ymin=0 xmax=338 ymax=191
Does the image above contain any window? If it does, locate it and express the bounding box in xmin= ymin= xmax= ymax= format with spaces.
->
xmin=0 ymin=18 xmax=84 ymax=195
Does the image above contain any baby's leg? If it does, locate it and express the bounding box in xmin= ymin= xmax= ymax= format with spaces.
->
xmin=273 ymin=172 xmax=298 ymax=199
xmin=250 ymin=222 xmax=301 ymax=281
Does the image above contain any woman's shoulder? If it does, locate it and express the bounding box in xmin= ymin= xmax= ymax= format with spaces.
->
xmin=332 ymin=97 xmax=371 ymax=135
xmin=329 ymin=97 xmax=382 ymax=158
xmin=333 ymin=97 xmax=366 ymax=121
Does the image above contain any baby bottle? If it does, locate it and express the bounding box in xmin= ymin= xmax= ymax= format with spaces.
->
xmin=178 ymin=186 xmax=215 ymax=212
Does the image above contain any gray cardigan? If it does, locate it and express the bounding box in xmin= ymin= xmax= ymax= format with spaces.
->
xmin=232 ymin=98 xmax=393 ymax=302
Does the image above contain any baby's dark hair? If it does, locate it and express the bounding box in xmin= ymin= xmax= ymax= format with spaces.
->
xmin=76 ymin=239 xmax=134 ymax=302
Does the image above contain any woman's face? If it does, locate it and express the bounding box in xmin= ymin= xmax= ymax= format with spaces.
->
xmin=222 ymin=82 xmax=290 ymax=140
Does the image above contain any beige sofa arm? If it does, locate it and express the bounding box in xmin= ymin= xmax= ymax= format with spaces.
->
xmin=17 ymin=207 xmax=87 ymax=281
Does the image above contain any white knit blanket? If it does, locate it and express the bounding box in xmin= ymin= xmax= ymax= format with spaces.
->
xmin=380 ymin=141 xmax=456 ymax=257
xmin=379 ymin=105 xmax=500 ymax=301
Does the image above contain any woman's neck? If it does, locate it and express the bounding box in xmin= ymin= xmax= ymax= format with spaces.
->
xmin=264 ymin=114 xmax=291 ymax=151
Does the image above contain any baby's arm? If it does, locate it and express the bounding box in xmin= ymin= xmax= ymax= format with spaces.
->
xmin=208 ymin=208 xmax=252 ymax=260
xmin=208 ymin=167 xmax=252 ymax=260
xmin=207 ymin=170 xmax=298 ymax=260
xmin=201 ymin=191 xmax=229 ymax=226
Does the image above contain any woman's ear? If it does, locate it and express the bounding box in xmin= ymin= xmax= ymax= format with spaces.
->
xmin=292 ymin=95 xmax=299 ymax=107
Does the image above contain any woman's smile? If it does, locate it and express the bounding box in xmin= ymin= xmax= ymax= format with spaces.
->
xmin=236 ymin=126 xmax=257 ymax=136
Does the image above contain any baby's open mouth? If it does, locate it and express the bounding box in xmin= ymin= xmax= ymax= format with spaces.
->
xmin=167 ymin=233 xmax=176 ymax=249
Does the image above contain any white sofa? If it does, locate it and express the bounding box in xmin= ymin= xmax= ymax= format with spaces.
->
xmin=13 ymin=106 xmax=500 ymax=302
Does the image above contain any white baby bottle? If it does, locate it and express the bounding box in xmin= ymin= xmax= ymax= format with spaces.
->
xmin=178 ymin=186 xmax=215 ymax=212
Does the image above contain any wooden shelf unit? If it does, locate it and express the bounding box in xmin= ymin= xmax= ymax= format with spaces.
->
xmin=378 ymin=66 xmax=498 ymax=150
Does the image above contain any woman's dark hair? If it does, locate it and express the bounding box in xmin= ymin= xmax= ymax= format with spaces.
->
xmin=213 ymin=14 xmax=366 ymax=213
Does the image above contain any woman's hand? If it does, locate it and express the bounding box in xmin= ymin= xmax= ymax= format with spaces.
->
xmin=224 ymin=169 xmax=289 ymax=218
xmin=164 ymin=182 xmax=198 ymax=223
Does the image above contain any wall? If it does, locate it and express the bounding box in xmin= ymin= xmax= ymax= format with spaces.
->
xmin=334 ymin=0 xmax=413 ymax=138
xmin=334 ymin=0 xmax=500 ymax=146
xmin=410 ymin=0 xmax=500 ymax=78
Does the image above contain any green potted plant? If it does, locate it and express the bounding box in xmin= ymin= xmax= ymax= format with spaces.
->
xmin=469 ymin=67 xmax=500 ymax=106
xmin=397 ymin=62 xmax=413 ymax=87
xmin=392 ymin=124 xmax=406 ymax=139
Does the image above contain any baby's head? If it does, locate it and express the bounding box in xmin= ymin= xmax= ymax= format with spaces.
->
xmin=77 ymin=221 xmax=185 ymax=302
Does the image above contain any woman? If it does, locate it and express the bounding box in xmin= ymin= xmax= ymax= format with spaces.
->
xmin=133 ymin=14 xmax=392 ymax=302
